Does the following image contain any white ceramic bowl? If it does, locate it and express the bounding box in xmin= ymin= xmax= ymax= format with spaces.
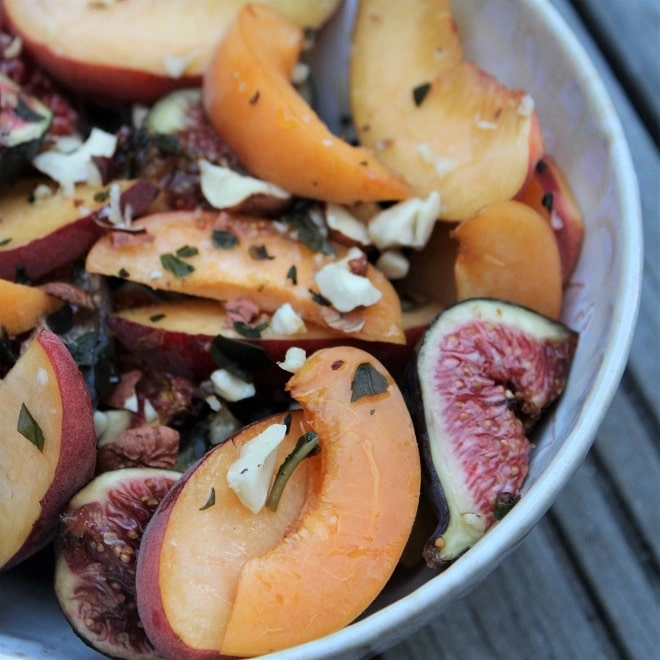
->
xmin=0 ymin=0 xmax=642 ymax=658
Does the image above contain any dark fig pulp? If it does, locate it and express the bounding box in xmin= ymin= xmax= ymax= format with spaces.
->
xmin=405 ymin=298 xmax=578 ymax=570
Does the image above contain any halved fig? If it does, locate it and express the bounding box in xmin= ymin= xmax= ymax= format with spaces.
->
xmin=405 ymin=298 xmax=578 ymax=570
xmin=54 ymin=467 xmax=180 ymax=659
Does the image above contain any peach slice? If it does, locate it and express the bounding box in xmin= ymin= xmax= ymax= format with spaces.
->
xmin=0 ymin=279 xmax=63 ymax=336
xmin=136 ymin=347 xmax=420 ymax=656
xmin=108 ymin=295 xmax=442 ymax=383
xmin=350 ymin=0 xmax=544 ymax=221
xmin=86 ymin=210 xmax=406 ymax=345
xmin=203 ymin=3 xmax=410 ymax=205
xmin=0 ymin=330 xmax=97 ymax=571
xmin=2 ymin=0 xmax=342 ymax=104
xmin=0 ymin=178 xmax=151 ymax=281
xmin=516 ymin=155 xmax=585 ymax=284
xmin=451 ymin=200 xmax=563 ymax=320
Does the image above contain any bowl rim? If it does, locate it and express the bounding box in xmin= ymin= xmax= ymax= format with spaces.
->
xmin=262 ymin=0 xmax=644 ymax=657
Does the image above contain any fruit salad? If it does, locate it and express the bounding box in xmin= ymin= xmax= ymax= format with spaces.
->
xmin=0 ymin=1 xmax=583 ymax=658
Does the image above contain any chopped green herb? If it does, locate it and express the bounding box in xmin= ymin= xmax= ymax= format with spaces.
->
xmin=160 ymin=253 xmax=195 ymax=278
xmin=350 ymin=362 xmax=389 ymax=402
xmin=150 ymin=313 xmax=166 ymax=323
xmin=308 ymin=289 xmax=332 ymax=306
xmin=199 ymin=487 xmax=216 ymax=511
xmin=281 ymin=201 xmax=335 ymax=255
xmin=286 ymin=264 xmax=298 ymax=285
xmin=412 ymin=82 xmax=432 ymax=106
xmin=233 ymin=321 xmax=269 ymax=339
xmin=154 ymin=133 xmax=181 ymax=156
xmin=249 ymin=90 xmax=260 ymax=104
xmin=118 ymin=267 xmax=130 ymax=278
xmin=18 ymin=403 xmax=45 ymax=453
xmin=0 ymin=238 xmax=12 ymax=246
xmin=541 ymin=192 xmax=554 ymax=212
xmin=266 ymin=432 xmax=320 ymax=511
xmin=94 ymin=190 xmax=110 ymax=202
xmin=176 ymin=245 xmax=199 ymax=258
xmin=212 ymin=229 xmax=239 ymax=249
xmin=248 ymin=244 xmax=275 ymax=260
xmin=492 ymin=492 xmax=520 ymax=520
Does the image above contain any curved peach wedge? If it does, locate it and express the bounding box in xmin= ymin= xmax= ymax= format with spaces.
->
xmin=86 ymin=210 xmax=405 ymax=345
xmin=516 ymin=155 xmax=585 ymax=284
xmin=3 ymin=0 xmax=342 ymax=104
xmin=203 ymin=4 xmax=410 ymax=204
xmin=136 ymin=347 xmax=420 ymax=657
xmin=451 ymin=200 xmax=563 ymax=319
xmin=350 ymin=0 xmax=544 ymax=221
xmin=0 ymin=330 xmax=96 ymax=571
xmin=0 ymin=279 xmax=63 ymax=337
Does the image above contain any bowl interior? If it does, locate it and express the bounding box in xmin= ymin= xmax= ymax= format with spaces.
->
xmin=279 ymin=0 xmax=643 ymax=658
xmin=0 ymin=1 xmax=642 ymax=658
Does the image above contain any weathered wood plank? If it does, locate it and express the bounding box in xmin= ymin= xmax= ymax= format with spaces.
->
xmin=381 ymin=517 xmax=619 ymax=659
xmin=569 ymin=0 xmax=660 ymax=139
xmin=594 ymin=378 xmax=660 ymax=568
xmin=550 ymin=451 xmax=660 ymax=659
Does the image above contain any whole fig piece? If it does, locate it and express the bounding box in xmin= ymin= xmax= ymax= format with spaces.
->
xmin=405 ymin=298 xmax=578 ymax=570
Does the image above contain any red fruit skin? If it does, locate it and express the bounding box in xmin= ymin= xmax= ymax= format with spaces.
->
xmin=3 ymin=330 xmax=97 ymax=571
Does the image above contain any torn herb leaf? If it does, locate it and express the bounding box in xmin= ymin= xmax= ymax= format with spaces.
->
xmin=286 ymin=264 xmax=297 ymax=285
xmin=266 ymin=432 xmax=320 ymax=511
xmin=412 ymin=82 xmax=432 ymax=106
xmin=176 ymin=245 xmax=199 ymax=258
xmin=248 ymin=244 xmax=275 ymax=260
xmin=281 ymin=201 xmax=334 ymax=255
xmin=351 ymin=362 xmax=389 ymax=402
xmin=199 ymin=487 xmax=216 ymax=511
xmin=150 ymin=313 xmax=166 ymax=323
xmin=160 ymin=253 xmax=195 ymax=278
xmin=212 ymin=229 xmax=239 ymax=249
xmin=234 ymin=321 xmax=269 ymax=339
xmin=18 ymin=403 xmax=45 ymax=452
xmin=309 ymin=289 xmax=332 ymax=306
xmin=0 ymin=238 xmax=12 ymax=246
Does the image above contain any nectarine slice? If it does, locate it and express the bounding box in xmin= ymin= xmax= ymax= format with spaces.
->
xmin=86 ymin=210 xmax=405 ymax=344
xmin=0 ymin=279 xmax=63 ymax=336
xmin=516 ymin=155 xmax=585 ymax=284
xmin=452 ymin=200 xmax=563 ymax=319
xmin=136 ymin=347 xmax=420 ymax=656
xmin=203 ymin=3 xmax=410 ymax=204
xmin=350 ymin=0 xmax=544 ymax=221
xmin=0 ymin=178 xmax=136 ymax=281
xmin=0 ymin=330 xmax=96 ymax=570
xmin=3 ymin=0 xmax=342 ymax=104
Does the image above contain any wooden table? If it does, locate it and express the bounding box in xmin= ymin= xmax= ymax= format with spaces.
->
xmin=381 ymin=0 xmax=660 ymax=658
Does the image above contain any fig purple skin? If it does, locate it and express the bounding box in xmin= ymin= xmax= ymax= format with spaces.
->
xmin=404 ymin=298 xmax=578 ymax=570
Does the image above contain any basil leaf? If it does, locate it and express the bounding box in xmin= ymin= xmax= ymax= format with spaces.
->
xmin=18 ymin=403 xmax=45 ymax=452
xmin=412 ymin=82 xmax=431 ymax=106
xmin=266 ymin=432 xmax=320 ymax=511
xmin=199 ymin=487 xmax=216 ymax=511
xmin=212 ymin=229 xmax=239 ymax=249
xmin=160 ymin=253 xmax=195 ymax=278
xmin=350 ymin=362 xmax=389 ymax=402
xmin=176 ymin=245 xmax=199 ymax=258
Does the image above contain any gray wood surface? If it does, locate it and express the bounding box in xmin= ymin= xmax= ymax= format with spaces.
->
xmin=380 ymin=0 xmax=660 ymax=658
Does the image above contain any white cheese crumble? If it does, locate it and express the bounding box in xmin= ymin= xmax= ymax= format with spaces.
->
xmin=32 ymin=127 xmax=117 ymax=196
xmin=268 ymin=303 xmax=306 ymax=336
xmin=211 ymin=368 xmax=256 ymax=402
xmin=98 ymin=182 xmax=133 ymax=228
xmin=325 ymin=203 xmax=371 ymax=245
xmin=314 ymin=247 xmax=382 ymax=313
xmin=94 ymin=409 xmax=132 ymax=447
xmin=375 ymin=249 xmax=410 ymax=280
xmin=199 ymin=159 xmax=290 ymax=209
xmin=368 ymin=192 xmax=441 ymax=250
xmin=226 ymin=423 xmax=287 ymax=513
xmin=518 ymin=94 xmax=535 ymax=117
xmin=416 ymin=143 xmax=457 ymax=177
xmin=277 ymin=346 xmax=307 ymax=373
xmin=162 ymin=50 xmax=201 ymax=78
